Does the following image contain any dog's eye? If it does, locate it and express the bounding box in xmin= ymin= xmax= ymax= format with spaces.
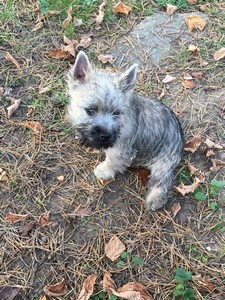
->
xmin=85 ymin=107 xmax=97 ymax=116
xmin=113 ymin=110 xmax=120 ymax=117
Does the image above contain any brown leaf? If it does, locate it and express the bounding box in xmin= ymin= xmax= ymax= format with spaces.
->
xmin=96 ymin=2 xmax=106 ymax=27
xmin=57 ymin=175 xmax=65 ymax=181
xmin=112 ymin=1 xmax=132 ymax=16
xmin=0 ymin=286 xmax=20 ymax=300
xmin=77 ymin=36 xmax=92 ymax=49
xmin=185 ymin=15 xmax=206 ymax=32
xmin=188 ymin=44 xmax=200 ymax=52
xmin=115 ymin=282 xmax=153 ymax=300
xmin=7 ymin=98 xmax=21 ymax=118
xmin=183 ymin=73 xmax=193 ymax=80
xmin=64 ymin=43 xmax=76 ymax=57
xmin=74 ymin=17 xmax=83 ymax=27
xmin=187 ymin=0 xmax=198 ymax=4
xmin=192 ymin=72 xmax=203 ymax=78
xmin=103 ymin=272 xmax=117 ymax=294
xmin=64 ymin=205 xmax=92 ymax=218
xmin=43 ymin=279 xmax=68 ymax=297
xmin=183 ymin=79 xmax=195 ymax=89
xmin=48 ymin=48 xmax=69 ymax=59
xmin=63 ymin=35 xmax=72 ymax=45
xmin=171 ymin=202 xmax=181 ymax=218
xmin=62 ymin=6 xmax=72 ymax=28
xmin=205 ymin=149 xmax=215 ymax=157
xmin=210 ymin=159 xmax=225 ymax=172
xmin=77 ymin=274 xmax=97 ymax=300
xmin=38 ymin=211 xmax=52 ymax=227
xmin=185 ymin=135 xmax=202 ymax=153
xmin=5 ymin=52 xmax=21 ymax=69
xmin=187 ymin=162 xmax=198 ymax=174
xmin=192 ymin=274 xmax=216 ymax=291
xmin=26 ymin=106 xmax=36 ymax=117
xmin=19 ymin=222 xmax=35 ymax=236
xmin=204 ymin=138 xmax=223 ymax=149
xmin=39 ymin=86 xmax=51 ymax=94
xmin=137 ymin=168 xmax=150 ymax=186
xmin=98 ymin=178 xmax=114 ymax=185
xmin=20 ymin=121 xmax=44 ymax=134
xmin=32 ymin=21 xmax=44 ymax=31
xmin=162 ymin=74 xmax=176 ymax=83
xmin=0 ymin=86 xmax=4 ymax=95
xmin=175 ymin=172 xmax=205 ymax=196
xmin=166 ymin=4 xmax=177 ymax=15
xmin=98 ymin=54 xmax=114 ymax=64
xmin=105 ymin=235 xmax=126 ymax=261
xmin=6 ymin=212 xmax=28 ymax=224
xmin=39 ymin=295 xmax=47 ymax=300
xmin=0 ymin=168 xmax=8 ymax=182
xmin=214 ymin=48 xmax=225 ymax=61
xmin=47 ymin=10 xmax=60 ymax=17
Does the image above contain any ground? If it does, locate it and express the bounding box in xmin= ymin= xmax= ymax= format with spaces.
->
xmin=0 ymin=1 xmax=225 ymax=300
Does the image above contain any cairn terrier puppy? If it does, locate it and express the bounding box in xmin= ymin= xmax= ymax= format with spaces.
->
xmin=67 ymin=51 xmax=184 ymax=211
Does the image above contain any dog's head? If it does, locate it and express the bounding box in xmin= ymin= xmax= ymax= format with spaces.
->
xmin=67 ymin=51 xmax=138 ymax=149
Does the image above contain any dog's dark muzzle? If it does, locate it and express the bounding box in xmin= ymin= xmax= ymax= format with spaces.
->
xmin=91 ymin=126 xmax=117 ymax=149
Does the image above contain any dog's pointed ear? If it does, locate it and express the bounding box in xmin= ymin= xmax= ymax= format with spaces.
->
xmin=71 ymin=51 xmax=91 ymax=82
xmin=118 ymin=64 xmax=138 ymax=91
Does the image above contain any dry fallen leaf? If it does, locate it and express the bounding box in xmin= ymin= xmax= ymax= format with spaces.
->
xmin=48 ymin=48 xmax=69 ymax=59
xmin=204 ymin=138 xmax=223 ymax=149
xmin=6 ymin=212 xmax=28 ymax=224
xmin=166 ymin=4 xmax=177 ymax=15
xmin=0 ymin=168 xmax=8 ymax=182
xmin=103 ymin=272 xmax=117 ymax=294
xmin=64 ymin=205 xmax=92 ymax=219
xmin=187 ymin=0 xmax=198 ymax=4
xmin=20 ymin=121 xmax=44 ymax=134
xmin=98 ymin=54 xmax=114 ymax=64
xmin=185 ymin=15 xmax=206 ymax=32
xmin=98 ymin=177 xmax=114 ymax=185
xmin=77 ymin=35 xmax=92 ymax=49
xmin=57 ymin=175 xmax=65 ymax=181
xmin=39 ymin=295 xmax=47 ymax=300
xmin=26 ymin=106 xmax=36 ymax=117
xmin=175 ymin=172 xmax=205 ymax=196
xmin=96 ymin=2 xmax=106 ymax=27
xmin=183 ymin=79 xmax=195 ymax=89
xmin=112 ymin=1 xmax=132 ymax=16
xmin=187 ymin=162 xmax=198 ymax=174
xmin=137 ymin=168 xmax=150 ymax=186
xmin=7 ymin=98 xmax=21 ymax=118
xmin=115 ymin=282 xmax=153 ymax=300
xmin=39 ymin=86 xmax=51 ymax=95
xmin=205 ymin=149 xmax=215 ymax=157
xmin=19 ymin=221 xmax=35 ymax=236
xmin=38 ymin=211 xmax=52 ymax=227
xmin=43 ymin=279 xmax=68 ymax=297
xmin=32 ymin=21 xmax=44 ymax=31
xmin=185 ymin=135 xmax=202 ymax=153
xmin=74 ymin=17 xmax=83 ymax=27
xmin=171 ymin=202 xmax=181 ymax=218
xmin=162 ymin=74 xmax=176 ymax=83
xmin=192 ymin=72 xmax=203 ymax=78
xmin=183 ymin=73 xmax=193 ymax=80
xmin=62 ymin=6 xmax=72 ymax=28
xmin=0 ymin=87 xmax=4 ymax=95
xmin=210 ymin=159 xmax=225 ymax=172
xmin=0 ymin=286 xmax=20 ymax=300
xmin=47 ymin=10 xmax=60 ymax=17
xmin=188 ymin=44 xmax=200 ymax=52
xmin=214 ymin=47 xmax=225 ymax=61
xmin=77 ymin=274 xmax=97 ymax=300
xmin=5 ymin=52 xmax=21 ymax=69
xmin=105 ymin=235 xmax=126 ymax=261
xmin=192 ymin=274 xmax=216 ymax=291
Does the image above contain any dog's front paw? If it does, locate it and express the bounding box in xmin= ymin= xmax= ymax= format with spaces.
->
xmin=145 ymin=187 xmax=168 ymax=211
xmin=94 ymin=162 xmax=115 ymax=180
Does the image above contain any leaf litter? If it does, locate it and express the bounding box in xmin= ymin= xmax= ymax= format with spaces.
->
xmin=112 ymin=1 xmax=132 ymax=16
xmin=77 ymin=274 xmax=97 ymax=300
xmin=104 ymin=235 xmax=126 ymax=261
xmin=43 ymin=278 xmax=68 ymax=297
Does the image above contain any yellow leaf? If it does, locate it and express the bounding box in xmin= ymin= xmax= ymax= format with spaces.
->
xmin=112 ymin=1 xmax=132 ymax=16
xmin=185 ymin=15 xmax=206 ymax=32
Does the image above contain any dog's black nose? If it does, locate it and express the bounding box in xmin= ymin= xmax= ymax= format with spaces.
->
xmin=92 ymin=126 xmax=112 ymax=141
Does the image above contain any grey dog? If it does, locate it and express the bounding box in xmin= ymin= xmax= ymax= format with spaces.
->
xmin=67 ymin=51 xmax=184 ymax=211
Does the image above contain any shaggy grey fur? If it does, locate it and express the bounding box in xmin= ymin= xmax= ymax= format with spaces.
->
xmin=67 ymin=51 xmax=184 ymax=211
